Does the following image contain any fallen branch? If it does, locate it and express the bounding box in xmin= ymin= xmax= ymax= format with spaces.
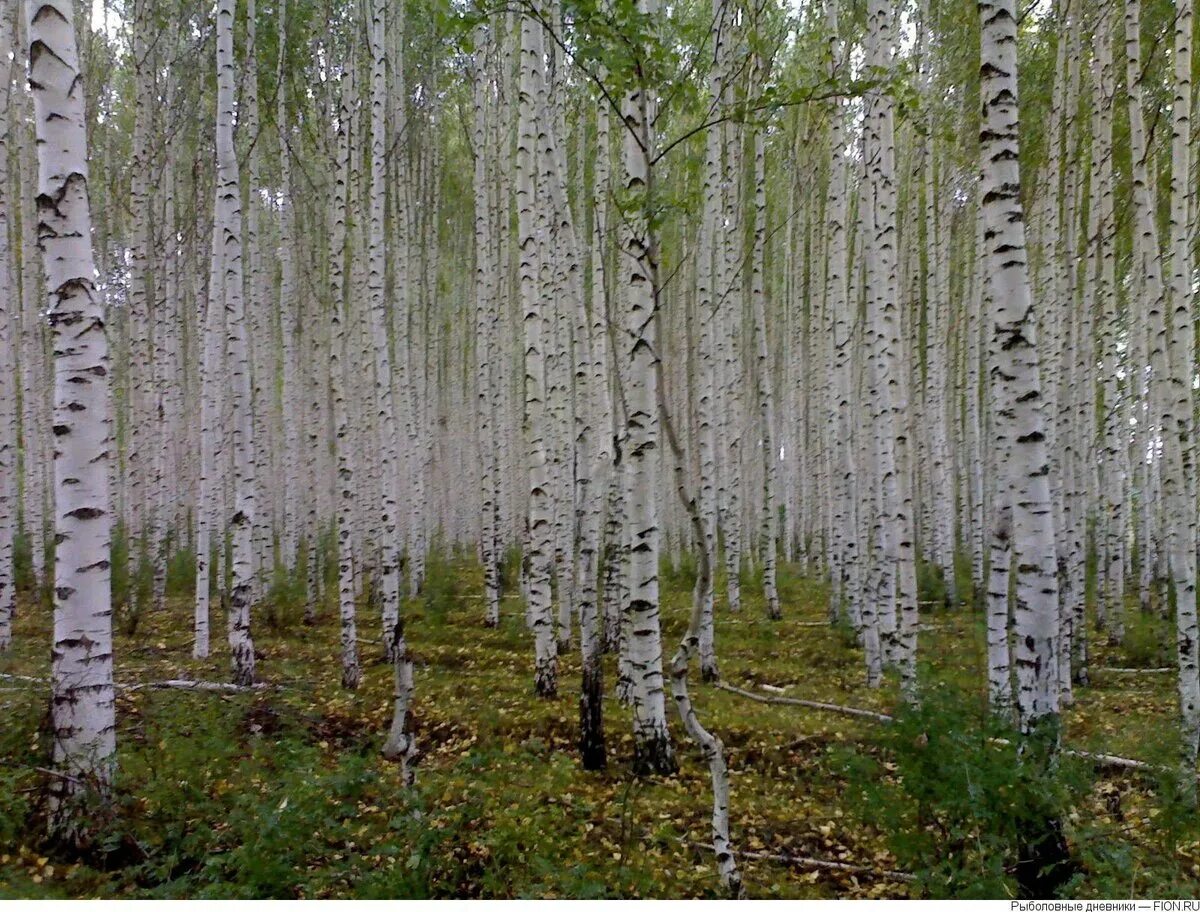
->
xmin=1064 ymin=749 xmax=1160 ymax=772
xmin=713 ymin=681 xmax=895 ymax=724
xmin=2 ymin=674 xmax=272 ymax=694
xmin=983 ymin=736 xmax=1162 ymax=772
xmin=715 ymin=681 xmax=1157 ymax=773
xmin=34 ymin=766 xmax=86 ymax=787
xmin=1094 ymin=667 xmax=1173 ymax=675
xmin=122 ymin=680 xmax=272 ymax=693
xmin=686 ymin=841 xmax=914 ymax=883
xmin=790 ymin=620 xmax=947 ymax=633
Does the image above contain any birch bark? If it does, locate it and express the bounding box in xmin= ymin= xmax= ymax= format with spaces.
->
xmin=979 ymin=0 xmax=1061 ymax=734
xmin=27 ymin=0 xmax=117 ymax=838
xmin=619 ymin=0 xmax=675 ymax=774
xmin=517 ymin=7 xmax=557 ymax=696
xmin=0 ymin=0 xmax=15 ymax=652
xmin=214 ymin=0 xmax=256 ymax=685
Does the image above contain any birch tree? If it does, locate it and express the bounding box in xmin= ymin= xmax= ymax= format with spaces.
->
xmin=618 ymin=0 xmax=675 ymax=775
xmin=517 ymin=6 xmax=557 ymax=697
xmin=1165 ymin=0 xmax=1199 ymax=763
xmin=0 ymin=0 xmax=16 ymax=653
xmin=366 ymin=0 xmax=404 ymax=663
xmin=213 ymin=0 xmax=256 ymax=685
xmin=978 ymin=0 xmax=1060 ymax=735
xmin=749 ymin=38 xmax=780 ymax=623
xmin=27 ymin=0 xmax=116 ymax=841
xmin=331 ymin=65 xmax=360 ymax=692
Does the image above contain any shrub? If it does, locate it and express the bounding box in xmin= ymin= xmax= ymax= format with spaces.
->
xmin=839 ymin=685 xmax=1084 ymax=898
xmin=499 ymin=543 xmax=523 ymax=593
xmin=916 ymin=557 xmax=950 ymax=611
xmin=12 ymin=529 xmax=35 ymax=595
xmin=422 ymin=547 xmax=462 ymax=627
xmin=661 ymin=549 xmax=698 ymax=592
xmin=263 ymin=560 xmax=308 ymax=629
xmin=1119 ymin=611 xmax=1172 ymax=669
xmin=111 ymin=525 xmax=153 ymax=636
xmin=165 ymin=545 xmax=196 ymax=600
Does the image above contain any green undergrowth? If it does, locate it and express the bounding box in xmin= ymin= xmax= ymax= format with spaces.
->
xmin=836 ymin=682 xmax=1200 ymax=898
xmin=1 ymin=551 xmax=1197 ymax=897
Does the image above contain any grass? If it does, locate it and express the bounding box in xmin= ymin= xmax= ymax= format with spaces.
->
xmin=1 ymin=553 xmax=1198 ymax=897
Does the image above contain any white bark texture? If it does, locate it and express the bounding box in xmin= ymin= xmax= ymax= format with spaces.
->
xmin=979 ymin=0 xmax=1060 ymax=733
xmin=27 ymin=0 xmax=117 ymax=836
xmin=619 ymin=0 xmax=675 ymax=775
xmin=0 ymin=0 xmax=16 ymax=653
xmin=517 ymin=8 xmax=557 ymax=697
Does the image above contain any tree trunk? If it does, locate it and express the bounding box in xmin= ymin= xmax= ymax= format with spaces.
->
xmin=27 ymin=0 xmax=117 ymax=842
xmin=0 ymin=0 xmax=16 ymax=653
xmin=214 ymin=0 xmax=257 ymax=686
xmin=331 ymin=67 xmax=360 ymax=691
xmin=619 ymin=0 xmax=675 ymax=776
xmin=517 ymin=6 xmax=557 ymax=697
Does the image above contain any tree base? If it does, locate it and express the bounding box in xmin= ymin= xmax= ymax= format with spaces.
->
xmin=43 ymin=763 xmax=119 ymax=862
xmin=615 ymin=675 xmax=633 ymax=706
xmin=1016 ymin=811 xmax=1074 ymax=898
xmin=601 ymin=625 xmax=620 ymax=654
xmin=231 ymin=662 xmax=256 ymax=688
xmin=632 ymin=728 xmax=677 ymax=777
xmin=535 ymin=659 xmax=557 ymax=699
xmin=579 ymin=662 xmax=606 ymax=771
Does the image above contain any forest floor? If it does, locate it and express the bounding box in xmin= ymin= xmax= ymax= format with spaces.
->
xmin=2 ymin=554 xmax=1198 ymax=898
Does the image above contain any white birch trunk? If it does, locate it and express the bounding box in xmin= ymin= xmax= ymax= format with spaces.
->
xmin=473 ymin=26 xmax=502 ymax=628
xmin=214 ymin=0 xmax=256 ymax=685
xmin=1166 ymin=0 xmax=1199 ymax=762
xmin=0 ymin=0 xmax=15 ymax=652
xmin=331 ymin=69 xmax=359 ymax=691
xmin=27 ymin=0 xmax=117 ymax=838
xmin=979 ymin=0 xmax=1060 ymax=734
xmin=1125 ymin=0 xmax=1166 ymax=620
xmin=619 ymin=0 xmax=675 ymax=774
xmin=749 ymin=48 xmax=780 ymax=623
xmin=1094 ymin=11 xmax=1124 ymax=645
xmin=276 ymin=0 xmax=300 ymax=575
xmin=367 ymin=0 xmax=403 ymax=664
xmin=517 ymin=6 xmax=557 ymax=696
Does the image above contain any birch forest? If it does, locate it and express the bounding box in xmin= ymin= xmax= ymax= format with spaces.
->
xmin=5 ymin=0 xmax=1200 ymax=899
